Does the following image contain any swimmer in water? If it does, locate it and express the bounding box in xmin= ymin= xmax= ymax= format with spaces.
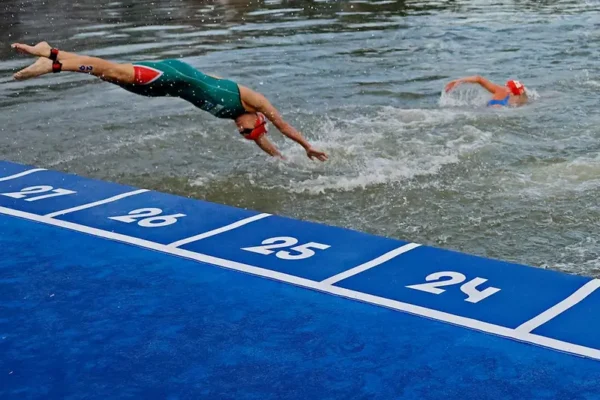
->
xmin=10 ymin=42 xmax=328 ymax=161
xmin=445 ymin=75 xmax=527 ymax=107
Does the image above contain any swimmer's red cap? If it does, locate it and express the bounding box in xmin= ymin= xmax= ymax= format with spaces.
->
xmin=506 ymin=80 xmax=525 ymax=96
xmin=243 ymin=113 xmax=268 ymax=141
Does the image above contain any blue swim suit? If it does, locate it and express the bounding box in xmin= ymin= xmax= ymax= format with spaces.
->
xmin=487 ymin=95 xmax=510 ymax=107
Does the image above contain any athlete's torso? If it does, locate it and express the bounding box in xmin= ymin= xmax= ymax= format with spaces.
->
xmin=118 ymin=59 xmax=247 ymax=119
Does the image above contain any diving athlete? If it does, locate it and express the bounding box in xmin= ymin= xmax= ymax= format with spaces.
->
xmin=445 ymin=75 xmax=528 ymax=107
xmin=10 ymin=42 xmax=328 ymax=162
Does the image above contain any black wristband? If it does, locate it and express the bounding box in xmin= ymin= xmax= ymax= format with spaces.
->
xmin=49 ymin=48 xmax=59 ymax=61
xmin=52 ymin=61 xmax=62 ymax=73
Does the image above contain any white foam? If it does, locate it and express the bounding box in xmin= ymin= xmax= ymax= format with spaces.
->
xmin=75 ymin=23 xmax=132 ymax=31
xmin=497 ymin=153 xmax=600 ymax=200
xmin=585 ymin=80 xmax=600 ymax=88
xmin=71 ymin=31 xmax=110 ymax=40
xmin=524 ymin=87 xmax=540 ymax=101
xmin=571 ymin=70 xmax=600 ymax=89
xmin=262 ymin=107 xmax=491 ymax=194
xmin=247 ymin=8 xmax=304 ymax=16
xmin=190 ymin=172 xmax=219 ymax=187
xmin=121 ymin=25 xmax=191 ymax=32
xmin=439 ymin=87 xmax=490 ymax=108
xmin=552 ymin=237 xmax=600 ymax=276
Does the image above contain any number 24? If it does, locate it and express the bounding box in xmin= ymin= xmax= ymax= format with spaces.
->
xmin=406 ymin=271 xmax=501 ymax=303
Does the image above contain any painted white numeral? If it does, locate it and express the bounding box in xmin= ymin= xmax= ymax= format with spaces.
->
xmin=460 ymin=277 xmax=501 ymax=303
xmin=242 ymin=236 xmax=331 ymax=260
xmin=109 ymin=208 xmax=186 ymax=227
xmin=406 ymin=271 xmax=500 ymax=303
xmin=1 ymin=185 xmax=53 ymax=199
xmin=0 ymin=186 xmax=76 ymax=202
xmin=242 ymin=237 xmax=298 ymax=255
xmin=277 ymin=242 xmax=331 ymax=260
xmin=406 ymin=271 xmax=465 ymax=294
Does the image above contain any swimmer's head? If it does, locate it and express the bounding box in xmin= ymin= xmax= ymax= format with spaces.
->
xmin=506 ymin=80 xmax=528 ymax=105
xmin=236 ymin=112 xmax=268 ymax=140
xmin=506 ymin=80 xmax=526 ymax=96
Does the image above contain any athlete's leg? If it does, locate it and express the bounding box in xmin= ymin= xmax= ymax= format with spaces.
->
xmin=61 ymin=56 xmax=134 ymax=83
xmin=12 ymin=42 xmax=134 ymax=84
xmin=12 ymin=42 xmax=77 ymax=60
xmin=14 ymin=43 xmax=99 ymax=64
xmin=13 ymin=56 xmax=134 ymax=83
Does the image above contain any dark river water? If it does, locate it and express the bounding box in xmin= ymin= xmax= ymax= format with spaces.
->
xmin=1 ymin=0 xmax=600 ymax=277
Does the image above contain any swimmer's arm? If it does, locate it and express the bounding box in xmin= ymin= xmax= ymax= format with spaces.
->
xmin=244 ymin=90 xmax=328 ymax=161
xmin=254 ymin=135 xmax=284 ymax=159
xmin=256 ymin=95 xmax=310 ymax=148
xmin=445 ymin=75 xmax=504 ymax=94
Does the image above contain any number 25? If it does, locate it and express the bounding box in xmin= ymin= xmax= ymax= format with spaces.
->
xmin=242 ymin=237 xmax=330 ymax=260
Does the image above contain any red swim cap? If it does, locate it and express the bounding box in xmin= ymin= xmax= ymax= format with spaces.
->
xmin=506 ymin=80 xmax=525 ymax=96
xmin=243 ymin=113 xmax=268 ymax=141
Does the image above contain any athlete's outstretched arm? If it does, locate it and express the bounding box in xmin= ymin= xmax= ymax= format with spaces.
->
xmin=239 ymin=87 xmax=328 ymax=162
xmin=254 ymin=135 xmax=284 ymax=159
xmin=445 ymin=75 xmax=504 ymax=94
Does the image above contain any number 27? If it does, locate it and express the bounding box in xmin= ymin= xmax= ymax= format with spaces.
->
xmin=0 ymin=186 xmax=76 ymax=202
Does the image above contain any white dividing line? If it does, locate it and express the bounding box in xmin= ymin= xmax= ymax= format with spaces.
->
xmin=515 ymin=279 xmax=600 ymax=333
xmin=325 ymin=285 xmax=600 ymax=360
xmin=166 ymin=213 xmax=271 ymax=248
xmin=0 ymin=168 xmax=46 ymax=182
xmin=1 ymin=205 xmax=599 ymax=361
xmin=321 ymin=243 xmax=421 ymax=285
xmin=44 ymin=189 xmax=149 ymax=218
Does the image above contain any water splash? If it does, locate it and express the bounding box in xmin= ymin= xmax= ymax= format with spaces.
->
xmin=251 ymin=106 xmax=492 ymax=194
xmin=439 ymin=86 xmax=490 ymax=108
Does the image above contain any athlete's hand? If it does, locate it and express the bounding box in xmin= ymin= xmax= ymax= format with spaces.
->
xmin=445 ymin=79 xmax=462 ymax=92
xmin=306 ymin=147 xmax=328 ymax=162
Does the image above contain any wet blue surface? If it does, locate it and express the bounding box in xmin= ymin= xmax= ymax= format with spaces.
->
xmin=1 ymin=214 xmax=600 ymax=400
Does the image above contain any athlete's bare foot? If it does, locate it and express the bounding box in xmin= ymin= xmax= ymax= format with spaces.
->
xmin=11 ymin=41 xmax=52 ymax=58
xmin=13 ymin=58 xmax=53 ymax=81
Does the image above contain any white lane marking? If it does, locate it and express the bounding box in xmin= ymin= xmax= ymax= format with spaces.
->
xmin=0 ymin=205 xmax=599 ymax=361
xmin=0 ymin=168 xmax=46 ymax=182
xmin=321 ymin=243 xmax=421 ymax=285
xmin=326 ymin=284 xmax=600 ymax=360
xmin=515 ymin=279 xmax=600 ymax=333
xmin=44 ymin=189 xmax=149 ymax=218
xmin=166 ymin=213 xmax=271 ymax=248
